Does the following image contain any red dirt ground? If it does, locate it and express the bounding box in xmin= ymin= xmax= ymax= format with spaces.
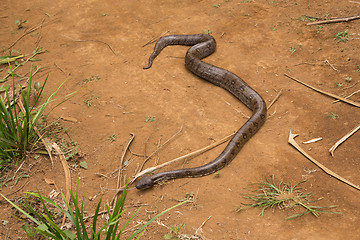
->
xmin=1 ymin=0 xmax=360 ymax=239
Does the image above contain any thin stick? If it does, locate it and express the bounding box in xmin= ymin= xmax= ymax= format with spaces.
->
xmin=117 ymin=133 xmax=135 ymax=189
xmin=142 ymin=30 xmax=170 ymax=47
xmin=223 ymin=99 xmax=250 ymax=119
xmin=306 ymin=15 xmax=360 ymax=25
xmin=111 ymin=133 xmax=134 ymax=207
xmin=324 ymin=59 xmax=338 ymax=71
xmin=329 ymin=123 xmax=360 ymax=156
xmin=61 ymin=34 xmax=116 ymax=55
xmin=267 ymin=89 xmax=282 ymax=110
xmin=333 ymin=89 xmax=360 ymax=103
xmin=342 ymin=81 xmax=358 ymax=90
xmin=138 ymin=123 xmax=183 ymax=172
xmin=4 ymin=181 xmax=29 ymax=197
xmin=112 ymin=132 xmax=235 ymax=193
xmin=288 ymin=131 xmax=360 ymax=191
xmin=133 ymin=132 xmax=235 ymax=180
xmin=284 ymin=74 xmax=360 ymax=108
xmin=8 ymin=19 xmax=46 ymax=49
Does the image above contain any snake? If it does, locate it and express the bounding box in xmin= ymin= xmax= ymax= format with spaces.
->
xmin=136 ymin=34 xmax=267 ymax=190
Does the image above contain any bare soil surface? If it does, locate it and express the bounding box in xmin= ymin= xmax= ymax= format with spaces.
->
xmin=1 ymin=0 xmax=360 ymax=239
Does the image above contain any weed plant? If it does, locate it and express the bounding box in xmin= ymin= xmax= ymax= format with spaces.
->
xmin=0 ymin=65 xmax=48 ymax=166
xmin=236 ymin=175 xmax=340 ymax=220
xmin=0 ymin=64 xmax=75 ymax=170
xmin=1 ymin=183 xmax=188 ymax=239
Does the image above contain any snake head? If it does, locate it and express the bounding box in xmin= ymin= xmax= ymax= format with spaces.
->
xmin=136 ymin=176 xmax=155 ymax=190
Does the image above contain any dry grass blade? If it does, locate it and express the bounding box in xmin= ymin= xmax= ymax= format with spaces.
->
xmin=284 ymin=74 xmax=360 ymax=108
xmin=8 ymin=19 xmax=46 ymax=49
xmin=332 ymin=89 xmax=360 ymax=103
xmin=61 ymin=34 xmax=116 ymax=55
xmin=111 ymin=133 xmax=135 ymax=207
xmin=133 ymin=132 xmax=235 ymax=180
xmin=138 ymin=123 xmax=184 ymax=173
xmin=288 ymin=131 xmax=360 ymax=191
xmin=329 ymin=123 xmax=360 ymax=156
xmin=267 ymin=89 xmax=282 ymax=110
xmin=51 ymin=142 xmax=71 ymax=226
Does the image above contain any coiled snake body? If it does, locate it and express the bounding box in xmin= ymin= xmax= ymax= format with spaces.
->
xmin=136 ymin=34 xmax=266 ymax=189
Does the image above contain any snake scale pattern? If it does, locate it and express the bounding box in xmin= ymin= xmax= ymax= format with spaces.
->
xmin=136 ymin=34 xmax=266 ymax=189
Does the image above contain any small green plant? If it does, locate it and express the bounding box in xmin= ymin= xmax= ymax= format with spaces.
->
xmin=270 ymin=26 xmax=277 ymax=31
xmin=183 ymin=192 xmax=194 ymax=201
xmin=1 ymin=183 xmax=189 ymax=239
xmin=164 ymin=223 xmax=186 ymax=240
xmin=145 ymin=116 xmax=156 ymax=123
xmin=83 ymin=75 xmax=100 ymax=83
xmin=214 ymin=171 xmax=221 ymax=177
xmin=345 ymin=77 xmax=352 ymax=83
xmin=316 ymin=25 xmax=323 ymax=34
xmin=335 ymin=82 xmax=343 ymax=87
xmin=15 ymin=18 xmax=28 ymax=29
xmin=334 ymin=30 xmax=349 ymax=42
xmin=236 ymin=175 xmax=339 ymax=220
xmin=107 ymin=134 xmax=117 ymax=143
xmin=213 ymin=3 xmax=222 ymax=7
xmin=288 ymin=47 xmax=297 ymax=54
xmin=83 ymin=95 xmax=98 ymax=107
xmin=327 ymin=112 xmax=338 ymax=120
xmin=297 ymin=15 xmax=316 ymax=22
xmin=356 ymin=65 xmax=360 ymax=72
xmin=203 ymin=30 xmax=212 ymax=34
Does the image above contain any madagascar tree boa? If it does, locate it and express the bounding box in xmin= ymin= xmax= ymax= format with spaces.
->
xmin=136 ymin=34 xmax=266 ymax=189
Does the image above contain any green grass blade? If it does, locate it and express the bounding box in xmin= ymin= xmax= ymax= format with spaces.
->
xmin=91 ymin=197 xmax=102 ymax=239
xmin=0 ymin=193 xmax=42 ymax=226
xmin=127 ymin=200 xmax=189 ymax=240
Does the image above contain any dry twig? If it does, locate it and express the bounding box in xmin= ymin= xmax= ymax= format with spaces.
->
xmin=288 ymin=131 xmax=360 ymax=191
xmin=8 ymin=19 xmax=46 ymax=49
xmin=324 ymin=59 xmax=338 ymax=71
xmin=284 ymin=74 xmax=360 ymax=108
xmin=61 ymin=34 xmax=116 ymax=55
xmin=329 ymin=123 xmax=360 ymax=156
xmin=306 ymin=14 xmax=360 ymax=25
xmin=111 ymin=133 xmax=135 ymax=207
xmin=142 ymin=30 xmax=170 ymax=47
xmin=267 ymin=89 xmax=282 ymax=110
xmin=138 ymin=123 xmax=183 ymax=173
xmin=333 ymin=89 xmax=360 ymax=103
xmin=133 ymin=132 xmax=235 ymax=180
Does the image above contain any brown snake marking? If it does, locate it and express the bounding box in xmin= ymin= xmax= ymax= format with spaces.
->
xmin=136 ymin=34 xmax=266 ymax=190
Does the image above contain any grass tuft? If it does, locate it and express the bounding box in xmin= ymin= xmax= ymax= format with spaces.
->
xmin=236 ymin=175 xmax=340 ymax=220
xmin=1 ymin=182 xmax=189 ymax=239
